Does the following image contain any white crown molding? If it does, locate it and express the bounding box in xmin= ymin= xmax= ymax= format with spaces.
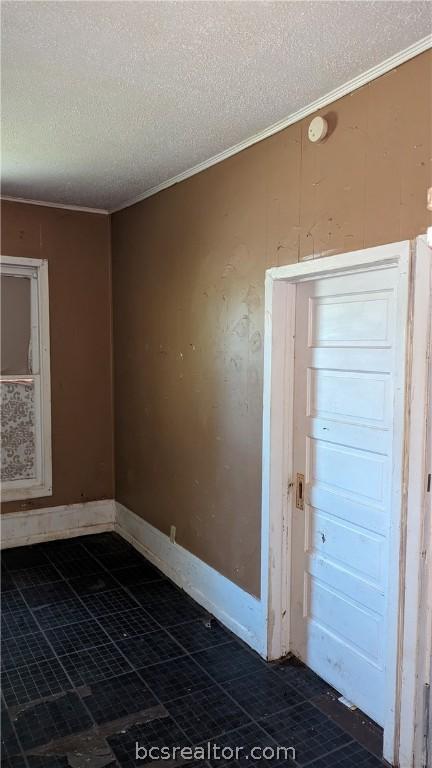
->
xmin=111 ymin=34 xmax=432 ymax=214
xmin=0 ymin=195 xmax=109 ymax=215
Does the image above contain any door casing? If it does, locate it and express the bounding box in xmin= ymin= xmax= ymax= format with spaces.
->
xmin=260 ymin=238 xmax=432 ymax=767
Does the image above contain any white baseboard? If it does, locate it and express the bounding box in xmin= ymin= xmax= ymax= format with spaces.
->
xmin=115 ymin=502 xmax=267 ymax=657
xmin=0 ymin=497 xmax=266 ymax=657
xmin=1 ymin=499 xmax=115 ymax=549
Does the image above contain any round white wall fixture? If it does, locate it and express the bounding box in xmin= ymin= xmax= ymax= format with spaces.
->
xmin=308 ymin=116 xmax=328 ymax=143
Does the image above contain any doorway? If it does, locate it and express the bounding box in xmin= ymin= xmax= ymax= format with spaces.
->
xmin=261 ymin=238 xmax=432 ymax=766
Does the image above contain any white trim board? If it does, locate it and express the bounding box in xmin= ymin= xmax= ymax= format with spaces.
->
xmin=115 ymin=502 xmax=267 ymax=657
xmin=0 ymin=499 xmax=115 ymax=549
xmin=111 ymin=35 xmax=431 ymax=213
xmin=398 ymin=237 xmax=432 ymax=768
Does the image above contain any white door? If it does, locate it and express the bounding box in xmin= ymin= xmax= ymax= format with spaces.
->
xmin=291 ymin=265 xmax=406 ymax=726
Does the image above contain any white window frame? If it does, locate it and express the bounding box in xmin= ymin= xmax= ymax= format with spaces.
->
xmin=1 ymin=255 xmax=52 ymax=501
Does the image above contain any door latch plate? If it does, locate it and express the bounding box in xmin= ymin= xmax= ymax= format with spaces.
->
xmin=296 ymin=473 xmax=304 ymax=510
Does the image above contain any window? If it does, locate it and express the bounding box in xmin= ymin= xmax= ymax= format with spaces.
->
xmin=0 ymin=256 xmax=52 ymax=501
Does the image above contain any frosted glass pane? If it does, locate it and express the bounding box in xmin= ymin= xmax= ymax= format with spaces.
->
xmin=1 ymin=275 xmax=31 ymax=375
xmin=0 ymin=379 xmax=36 ymax=481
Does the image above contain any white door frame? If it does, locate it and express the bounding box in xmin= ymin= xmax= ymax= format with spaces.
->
xmin=261 ymin=238 xmax=432 ymax=766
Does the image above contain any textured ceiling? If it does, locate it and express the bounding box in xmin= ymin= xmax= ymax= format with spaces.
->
xmin=1 ymin=1 xmax=431 ymax=212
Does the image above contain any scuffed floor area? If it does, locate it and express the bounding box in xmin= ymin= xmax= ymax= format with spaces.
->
xmin=1 ymin=532 xmax=384 ymax=767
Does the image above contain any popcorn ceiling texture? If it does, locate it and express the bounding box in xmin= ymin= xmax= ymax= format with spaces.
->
xmin=2 ymin=0 xmax=430 ymax=211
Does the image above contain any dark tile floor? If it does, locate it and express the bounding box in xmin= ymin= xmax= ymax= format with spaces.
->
xmin=1 ymin=532 xmax=385 ymax=767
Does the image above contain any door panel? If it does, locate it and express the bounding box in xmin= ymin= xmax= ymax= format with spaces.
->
xmin=309 ymin=438 xmax=387 ymax=503
xmin=309 ymin=292 xmax=393 ymax=346
xmin=308 ymin=369 xmax=390 ymax=425
xmin=291 ymin=266 xmax=400 ymax=726
xmin=307 ymin=509 xmax=385 ymax=585
xmin=307 ymin=556 xmax=385 ymax=615
xmin=306 ymin=576 xmax=383 ymax=661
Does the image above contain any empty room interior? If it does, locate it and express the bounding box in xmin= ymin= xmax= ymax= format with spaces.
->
xmin=1 ymin=2 xmax=432 ymax=767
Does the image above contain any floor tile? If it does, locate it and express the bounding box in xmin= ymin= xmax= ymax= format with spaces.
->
xmin=224 ymin=670 xmax=305 ymax=719
xmin=2 ymin=632 xmax=55 ymax=671
xmin=112 ymin=562 xmax=164 ymax=586
xmin=27 ymin=757 xmax=118 ymax=767
xmin=168 ymin=618 xmax=232 ymax=653
xmin=204 ymin=722 xmax=288 ymax=767
xmin=44 ymin=541 xmax=89 ymax=565
xmin=83 ymin=533 xmax=133 ymax=557
xmin=1 ymin=658 xmax=71 ymax=707
xmin=166 ymin=686 xmax=251 ymax=742
xmin=20 ymin=581 xmax=76 ymax=608
xmin=2 ymin=546 xmax=49 ymax=570
xmin=68 ymin=571 xmax=118 ymax=595
xmin=81 ymin=670 xmax=158 ymax=724
xmin=140 ymin=655 xmax=214 ymax=702
xmin=2 ymin=591 xmax=29 ymax=614
xmin=1 ymin=603 xmax=39 ymax=639
xmin=108 ymin=716 xmax=191 ymax=766
xmin=260 ymin=700 xmax=352 ymax=766
xmin=132 ymin=582 xmax=206 ymax=627
xmin=8 ymin=565 xmax=62 ymax=590
xmin=312 ymin=692 xmax=383 ymax=758
xmin=193 ymin=641 xmax=265 ymax=683
xmin=52 ymin=552 xmax=105 ymax=579
xmin=142 ymin=597 xmax=206 ymax=627
xmin=1 ymin=567 xmax=18 ymax=593
xmin=93 ymin=550 xmax=146 ymax=571
xmin=117 ymin=630 xmax=185 ymax=669
xmin=128 ymin=579 xmax=181 ymax=605
xmin=60 ymin=643 xmax=132 ymax=686
xmin=304 ymin=741 xmax=384 ymax=766
xmin=44 ymin=618 xmax=111 ymax=655
xmin=82 ymin=588 xmax=139 ymax=617
xmin=1 ymin=709 xmax=21 ymax=763
xmin=271 ymin=657 xmax=336 ymax=700
xmin=13 ymin=691 xmax=93 ymax=750
xmin=97 ymin=608 xmax=159 ymax=641
xmin=32 ymin=597 xmax=92 ymax=629
xmin=26 ymin=758 xmax=85 ymax=768
xmin=2 ymin=756 xmax=27 ymax=768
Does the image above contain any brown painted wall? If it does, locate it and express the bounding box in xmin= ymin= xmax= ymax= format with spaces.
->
xmin=1 ymin=201 xmax=114 ymax=514
xmin=124 ymin=52 xmax=429 ymax=595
